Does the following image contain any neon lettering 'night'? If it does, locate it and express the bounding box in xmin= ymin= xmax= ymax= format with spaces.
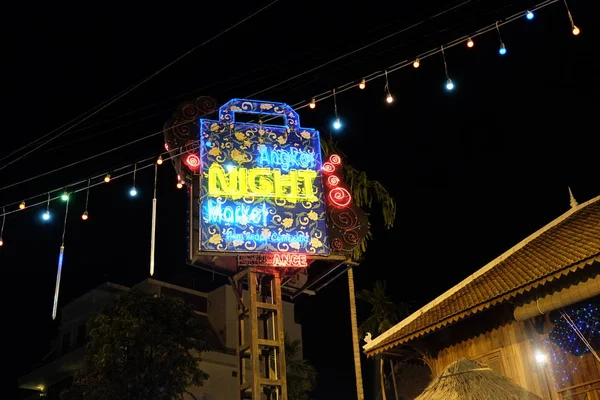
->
xmin=208 ymin=163 xmax=317 ymax=202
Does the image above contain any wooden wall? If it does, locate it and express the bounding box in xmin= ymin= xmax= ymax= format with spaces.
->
xmin=415 ymin=305 xmax=600 ymax=399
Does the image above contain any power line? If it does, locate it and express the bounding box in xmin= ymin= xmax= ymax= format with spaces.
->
xmin=0 ymin=0 xmax=564 ymax=201
xmin=0 ymin=0 xmax=279 ymax=173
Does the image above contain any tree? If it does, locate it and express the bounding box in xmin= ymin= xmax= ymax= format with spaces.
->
xmin=358 ymin=281 xmax=410 ymax=400
xmin=321 ymin=137 xmax=397 ymax=400
xmin=285 ymin=334 xmax=317 ymax=400
xmin=61 ymin=291 xmax=210 ymax=400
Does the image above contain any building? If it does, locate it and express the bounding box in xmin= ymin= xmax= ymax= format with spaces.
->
xmin=18 ymin=278 xmax=303 ymax=400
xmin=363 ymin=194 xmax=600 ymax=399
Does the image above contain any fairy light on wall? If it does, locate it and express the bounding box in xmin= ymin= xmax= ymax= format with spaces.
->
xmin=544 ymin=303 xmax=599 ymax=387
xmin=496 ymin=22 xmax=507 ymax=55
xmin=384 ymin=70 xmax=394 ymax=103
xmin=441 ymin=46 xmax=455 ymax=91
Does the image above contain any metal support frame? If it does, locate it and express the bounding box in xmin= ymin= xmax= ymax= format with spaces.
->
xmin=234 ymin=267 xmax=288 ymax=400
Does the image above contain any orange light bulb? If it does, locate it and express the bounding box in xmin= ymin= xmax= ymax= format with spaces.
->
xmin=81 ymin=211 xmax=89 ymax=221
xmin=386 ymin=93 xmax=394 ymax=103
xmin=19 ymin=201 xmax=26 ymax=210
xmin=572 ymin=25 xmax=580 ymax=35
xmin=413 ymin=59 xmax=420 ymax=68
xmin=309 ymin=98 xmax=316 ymax=109
xmin=467 ymin=38 xmax=474 ymax=48
xmin=0 ymin=237 xmax=4 ymax=247
xmin=359 ymin=79 xmax=366 ymax=90
xmin=157 ymin=156 xmax=163 ymax=165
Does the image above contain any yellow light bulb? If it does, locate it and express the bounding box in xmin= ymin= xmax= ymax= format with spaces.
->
xmin=157 ymin=156 xmax=163 ymax=165
xmin=386 ymin=93 xmax=394 ymax=103
xmin=0 ymin=237 xmax=3 ymax=247
xmin=177 ymin=181 xmax=183 ymax=189
xmin=359 ymin=79 xmax=366 ymax=90
xmin=467 ymin=38 xmax=474 ymax=48
xmin=81 ymin=211 xmax=89 ymax=221
xmin=19 ymin=201 xmax=26 ymax=210
xmin=572 ymin=25 xmax=580 ymax=35
xmin=104 ymin=174 xmax=111 ymax=183
xmin=413 ymin=59 xmax=420 ymax=68
xmin=309 ymin=98 xmax=316 ymax=109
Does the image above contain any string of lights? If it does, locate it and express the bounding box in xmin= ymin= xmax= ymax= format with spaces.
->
xmin=0 ymin=0 xmax=279 ymax=172
xmin=0 ymin=145 xmax=194 ymax=222
xmin=0 ymin=0 xmax=581 ymax=216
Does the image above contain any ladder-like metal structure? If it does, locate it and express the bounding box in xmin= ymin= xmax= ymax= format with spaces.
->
xmin=233 ymin=267 xmax=288 ymax=400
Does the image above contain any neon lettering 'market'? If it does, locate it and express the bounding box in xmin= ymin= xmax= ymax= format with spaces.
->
xmin=208 ymin=164 xmax=317 ymax=201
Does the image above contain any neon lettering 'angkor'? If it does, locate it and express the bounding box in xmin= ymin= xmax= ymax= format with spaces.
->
xmin=208 ymin=163 xmax=317 ymax=202
xmin=258 ymin=145 xmax=315 ymax=171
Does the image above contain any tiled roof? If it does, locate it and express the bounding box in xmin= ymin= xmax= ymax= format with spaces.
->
xmin=364 ymin=195 xmax=600 ymax=356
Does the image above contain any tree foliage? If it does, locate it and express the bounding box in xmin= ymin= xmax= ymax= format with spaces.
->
xmin=61 ymin=291 xmax=210 ymax=400
xmin=357 ymin=281 xmax=410 ymax=339
xmin=320 ymin=137 xmax=397 ymax=260
xmin=285 ymin=334 xmax=317 ymax=400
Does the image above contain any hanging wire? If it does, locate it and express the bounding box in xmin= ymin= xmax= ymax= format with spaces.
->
xmin=84 ymin=178 xmax=91 ymax=211
xmin=562 ymin=0 xmax=574 ymax=24
xmin=52 ymin=197 xmax=70 ymax=319
xmin=441 ymin=45 xmax=450 ymax=79
xmin=46 ymin=193 xmax=51 ymax=213
xmin=133 ymin=163 xmax=137 ymax=187
xmin=0 ymin=206 xmax=5 ymax=241
xmin=150 ymin=163 xmax=158 ymax=276
xmin=333 ymin=88 xmax=339 ymax=119
xmin=495 ymin=21 xmax=503 ymax=41
xmin=384 ymin=70 xmax=390 ymax=94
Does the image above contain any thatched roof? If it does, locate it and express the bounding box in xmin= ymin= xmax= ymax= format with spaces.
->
xmin=415 ymin=359 xmax=543 ymax=400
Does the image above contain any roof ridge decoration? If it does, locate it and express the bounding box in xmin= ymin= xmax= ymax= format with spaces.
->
xmin=363 ymin=194 xmax=600 ymax=353
xmin=569 ymin=187 xmax=578 ymax=209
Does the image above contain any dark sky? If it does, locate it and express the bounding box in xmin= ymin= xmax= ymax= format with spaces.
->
xmin=4 ymin=0 xmax=598 ymax=398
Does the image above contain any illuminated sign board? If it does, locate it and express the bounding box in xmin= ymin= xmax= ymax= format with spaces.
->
xmin=199 ymin=99 xmax=329 ymax=255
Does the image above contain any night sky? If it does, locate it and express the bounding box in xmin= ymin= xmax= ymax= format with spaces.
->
xmin=4 ymin=0 xmax=598 ymax=398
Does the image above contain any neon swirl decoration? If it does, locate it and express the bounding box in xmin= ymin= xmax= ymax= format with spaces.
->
xmin=328 ymin=187 xmax=352 ymax=208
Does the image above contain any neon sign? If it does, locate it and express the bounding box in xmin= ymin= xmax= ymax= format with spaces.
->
xmin=198 ymin=99 xmax=329 ymax=255
xmin=238 ymin=253 xmax=308 ymax=268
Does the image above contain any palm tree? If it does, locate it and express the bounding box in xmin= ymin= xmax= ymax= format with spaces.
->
xmin=321 ymin=138 xmax=397 ymax=400
xmin=285 ymin=334 xmax=317 ymax=400
xmin=357 ymin=281 xmax=410 ymax=400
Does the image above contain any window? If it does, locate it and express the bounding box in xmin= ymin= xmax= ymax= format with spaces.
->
xmin=61 ymin=332 xmax=71 ymax=355
xmin=475 ymin=350 xmax=505 ymax=376
xmin=76 ymin=324 xmax=86 ymax=347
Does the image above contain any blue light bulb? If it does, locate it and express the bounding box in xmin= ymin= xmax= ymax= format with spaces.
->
xmin=445 ymin=78 xmax=454 ymax=91
xmin=526 ymin=11 xmax=534 ymax=20
xmin=499 ymin=43 xmax=507 ymax=55
xmin=333 ymin=118 xmax=342 ymax=130
xmin=130 ymin=188 xmax=137 ymax=197
xmin=206 ymin=141 xmax=212 ymax=147
xmin=42 ymin=211 xmax=51 ymax=221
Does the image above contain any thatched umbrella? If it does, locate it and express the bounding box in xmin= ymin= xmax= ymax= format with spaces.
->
xmin=415 ymin=359 xmax=543 ymax=400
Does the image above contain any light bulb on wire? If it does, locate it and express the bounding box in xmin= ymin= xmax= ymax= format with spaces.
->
xmin=445 ymin=78 xmax=455 ymax=91
xmin=157 ymin=156 xmax=163 ymax=165
xmin=332 ymin=88 xmax=342 ymax=131
xmin=61 ymin=191 xmax=69 ymax=202
xmin=495 ymin=22 xmax=507 ymax=56
xmin=441 ymin=46 xmax=455 ymax=92
xmin=19 ymin=201 xmax=26 ymax=210
xmin=82 ymin=179 xmax=90 ymax=221
xmin=526 ymin=10 xmax=534 ymax=20
xmin=130 ymin=164 xmax=138 ymax=197
xmin=130 ymin=187 xmax=137 ymax=197
xmin=467 ymin=37 xmax=474 ymax=48
xmin=384 ymin=69 xmax=394 ymax=104
xmin=309 ymin=98 xmax=316 ymax=109
xmin=177 ymin=180 xmax=184 ymax=189
xmin=359 ymin=78 xmax=366 ymax=90
xmin=413 ymin=58 xmax=420 ymax=68
xmin=572 ymin=25 xmax=580 ymax=35
xmin=333 ymin=118 xmax=342 ymax=130
xmin=564 ymin=1 xmax=580 ymax=36
xmin=81 ymin=211 xmax=89 ymax=221
xmin=104 ymin=174 xmax=111 ymax=183
xmin=499 ymin=42 xmax=507 ymax=55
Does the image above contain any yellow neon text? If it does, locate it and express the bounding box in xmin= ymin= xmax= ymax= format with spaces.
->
xmin=208 ymin=164 xmax=317 ymax=202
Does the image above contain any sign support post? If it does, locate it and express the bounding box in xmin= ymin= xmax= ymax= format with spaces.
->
xmin=234 ymin=267 xmax=288 ymax=400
